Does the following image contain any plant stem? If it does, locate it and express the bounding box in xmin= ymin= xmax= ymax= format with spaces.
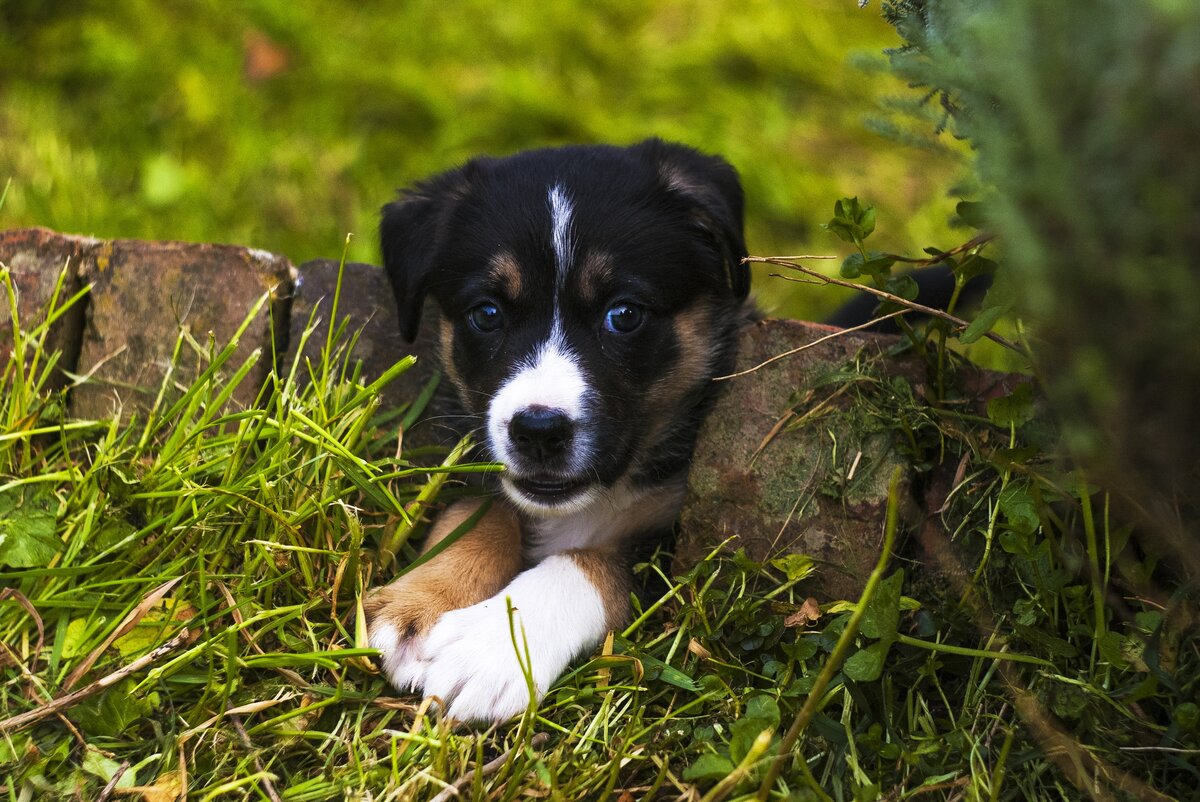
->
xmin=756 ymin=467 xmax=902 ymax=800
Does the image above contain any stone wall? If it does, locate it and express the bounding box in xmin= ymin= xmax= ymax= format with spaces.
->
xmin=1 ymin=227 xmax=1020 ymax=599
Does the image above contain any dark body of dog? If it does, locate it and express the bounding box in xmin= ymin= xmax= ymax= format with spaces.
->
xmin=364 ymin=139 xmax=753 ymax=721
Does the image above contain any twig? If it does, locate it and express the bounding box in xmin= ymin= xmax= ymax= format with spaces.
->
xmin=884 ymin=232 xmax=996 ymax=266
xmin=1002 ymin=671 xmax=1178 ymax=802
xmin=230 ymin=714 xmax=284 ymax=802
xmin=0 ymin=627 xmax=191 ymax=734
xmin=745 ymin=256 xmax=1022 ymax=354
xmin=65 ymin=576 xmax=183 ymax=690
xmin=0 ymin=588 xmax=45 ymax=667
xmin=95 ymin=761 xmax=131 ymax=802
xmin=715 ymin=310 xmax=909 ymax=381
xmin=429 ymin=732 xmax=549 ymax=802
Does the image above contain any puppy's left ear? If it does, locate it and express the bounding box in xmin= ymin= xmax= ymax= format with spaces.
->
xmin=380 ymin=168 xmax=469 ymax=342
xmin=636 ymin=139 xmax=750 ymax=300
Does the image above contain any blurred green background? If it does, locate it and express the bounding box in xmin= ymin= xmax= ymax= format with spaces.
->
xmin=0 ymin=0 xmax=963 ymax=319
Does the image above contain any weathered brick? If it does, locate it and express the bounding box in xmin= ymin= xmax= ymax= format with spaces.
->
xmin=71 ymin=238 xmax=293 ymax=420
xmin=677 ymin=319 xmax=923 ymax=600
xmin=287 ymin=259 xmax=458 ymax=449
xmin=0 ymin=227 xmax=93 ymax=387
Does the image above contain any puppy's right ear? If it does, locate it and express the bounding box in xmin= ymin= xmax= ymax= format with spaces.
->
xmin=380 ymin=169 xmax=467 ymax=342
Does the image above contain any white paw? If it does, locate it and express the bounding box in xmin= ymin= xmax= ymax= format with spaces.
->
xmin=368 ymin=619 xmax=431 ymax=693
xmin=407 ymin=555 xmax=612 ymax=723
xmin=420 ymin=599 xmax=556 ymax=722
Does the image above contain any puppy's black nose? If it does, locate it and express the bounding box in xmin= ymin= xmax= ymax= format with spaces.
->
xmin=509 ymin=407 xmax=573 ymax=461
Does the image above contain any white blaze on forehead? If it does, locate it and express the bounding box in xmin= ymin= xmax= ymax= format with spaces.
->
xmin=548 ymin=183 xmax=574 ymax=277
xmin=487 ymin=327 xmax=590 ymax=467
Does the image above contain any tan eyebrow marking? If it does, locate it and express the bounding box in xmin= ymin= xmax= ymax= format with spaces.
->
xmin=576 ymin=251 xmax=615 ymax=305
xmin=643 ymin=303 xmax=716 ymax=444
xmin=487 ymin=251 xmax=524 ymax=300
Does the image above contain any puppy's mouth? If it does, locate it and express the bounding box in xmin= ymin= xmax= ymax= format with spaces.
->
xmin=511 ymin=473 xmax=590 ymax=497
xmin=510 ymin=474 xmax=590 ymax=503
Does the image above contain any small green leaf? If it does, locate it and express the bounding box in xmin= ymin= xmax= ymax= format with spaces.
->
xmin=783 ymin=637 xmax=819 ymax=661
xmin=960 ymin=304 xmax=1006 ymax=344
xmin=682 ymin=753 xmax=735 ymax=782
xmin=61 ymin=618 xmax=95 ymax=659
xmin=82 ymin=745 xmax=137 ymax=788
xmin=998 ymin=483 xmax=1040 ymax=535
xmin=0 ymin=732 xmax=31 ymax=764
xmin=955 ymin=200 xmax=990 ymax=228
xmin=75 ymin=680 xmax=150 ymax=737
xmin=823 ymin=197 xmax=877 ymax=245
xmin=1097 ymin=631 xmax=1131 ymax=669
xmin=0 ymin=488 xmax=60 ymax=568
xmin=841 ymin=251 xmax=864 ymax=278
xmin=957 ymin=254 xmax=998 ymax=282
xmin=860 ymin=569 xmax=904 ymax=640
xmin=730 ymin=695 xmax=780 ymax=761
xmin=862 ymin=252 xmax=895 ymax=278
xmin=841 ymin=251 xmax=894 ymax=280
xmin=744 ymin=694 xmax=781 ymax=726
xmin=770 ymin=553 xmax=816 ymax=582
xmin=999 ymin=528 xmax=1032 ymax=556
xmin=885 ymin=273 xmax=918 ymax=301
xmin=987 ymin=383 xmax=1036 ymax=428
xmin=844 ymin=640 xmax=891 ymax=682
xmin=860 ymin=205 xmax=876 ymax=237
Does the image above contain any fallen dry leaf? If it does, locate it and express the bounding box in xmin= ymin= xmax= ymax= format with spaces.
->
xmin=784 ymin=596 xmax=822 ymax=628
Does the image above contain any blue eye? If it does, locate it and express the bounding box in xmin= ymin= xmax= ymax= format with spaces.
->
xmin=603 ymin=303 xmax=644 ymax=334
xmin=467 ymin=302 xmax=503 ymax=333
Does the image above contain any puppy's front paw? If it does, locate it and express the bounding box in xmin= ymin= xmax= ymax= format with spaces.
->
xmin=364 ymin=498 xmax=525 ymax=694
xmin=364 ymin=581 xmax=445 ymax=691
xmin=418 ymin=598 xmax=560 ymax=723
xmin=416 ymin=554 xmax=616 ymax=723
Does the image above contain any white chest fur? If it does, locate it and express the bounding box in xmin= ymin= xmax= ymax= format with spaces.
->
xmin=524 ymin=477 xmax=686 ymax=561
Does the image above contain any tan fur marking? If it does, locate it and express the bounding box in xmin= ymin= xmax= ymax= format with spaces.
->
xmin=437 ymin=316 xmax=468 ymax=401
xmin=487 ymin=251 xmax=523 ymax=300
xmin=563 ymin=548 xmax=630 ymax=632
xmin=576 ymin=251 xmax=614 ymax=305
xmin=364 ymin=498 xmax=524 ymax=640
xmin=644 ymin=304 xmax=715 ymax=443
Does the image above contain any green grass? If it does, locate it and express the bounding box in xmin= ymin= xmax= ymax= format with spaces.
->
xmin=2 ymin=256 xmax=1196 ymax=801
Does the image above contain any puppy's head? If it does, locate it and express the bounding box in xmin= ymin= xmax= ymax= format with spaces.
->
xmin=381 ymin=139 xmax=750 ymax=516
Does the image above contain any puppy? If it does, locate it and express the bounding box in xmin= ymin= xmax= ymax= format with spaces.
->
xmin=364 ymin=139 xmax=752 ymax=722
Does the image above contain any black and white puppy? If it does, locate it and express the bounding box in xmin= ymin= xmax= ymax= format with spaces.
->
xmin=365 ymin=139 xmax=752 ymax=722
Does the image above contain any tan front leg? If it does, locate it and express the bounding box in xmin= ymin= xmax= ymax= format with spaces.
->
xmin=365 ymin=498 xmax=524 ymax=689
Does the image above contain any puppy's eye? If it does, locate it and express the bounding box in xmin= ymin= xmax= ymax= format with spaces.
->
xmin=467 ymin=302 xmax=504 ymax=333
xmin=603 ymin=303 xmax=644 ymax=334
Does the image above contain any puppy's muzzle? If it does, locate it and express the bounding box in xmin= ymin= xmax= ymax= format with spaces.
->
xmin=509 ymin=406 xmax=574 ymax=463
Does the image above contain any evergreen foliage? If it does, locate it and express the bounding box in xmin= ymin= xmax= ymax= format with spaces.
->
xmin=879 ymin=0 xmax=1200 ymax=555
